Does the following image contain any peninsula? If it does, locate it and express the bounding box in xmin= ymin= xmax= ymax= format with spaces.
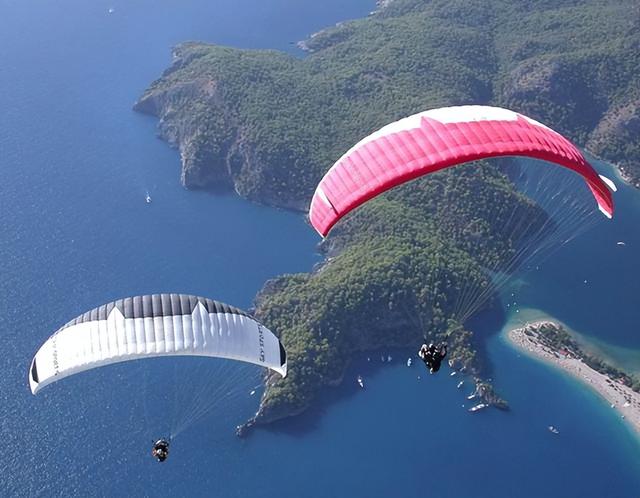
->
xmin=508 ymin=320 xmax=640 ymax=436
xmin=134 ymin=0 xmax=640 ymax=431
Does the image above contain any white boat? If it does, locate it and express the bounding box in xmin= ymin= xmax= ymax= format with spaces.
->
xmin=406 ymin=358 xmax=412 ymax=367
xmin=108 ymin=7 xmax=115 ymax=14
xmin=387 ymin=355 xmax=392 ymax=362
xmin=450 ymin=371 xmax=457 ymax=376
xmin=457 ymin=380 xmax=464 ymax=389
xmin=145 ymin=193 xmax=152 ymax=203
xmin=468 ymin=403 xmax=487 ymax=412
xmin=548 ymin=425 xmax=559 ymax=434
xmin=249 ymin=389 xmax=256 ymax=396
xmin=617 ymin=241 xmax=626 ymax=246
xmin=357 ymin=375 xmax=364 ymax=388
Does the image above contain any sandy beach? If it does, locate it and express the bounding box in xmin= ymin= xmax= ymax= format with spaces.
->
xmin=507 ymin=320 xmax=640 ymax=437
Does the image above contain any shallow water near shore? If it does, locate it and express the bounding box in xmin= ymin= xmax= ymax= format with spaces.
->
xmin=506 ymin=308 xmax=640 ymax=377
xmin=1 ymin=0 xmax=640 ymax=496
xmin=499 ymin=308 xmax=640 ymax=437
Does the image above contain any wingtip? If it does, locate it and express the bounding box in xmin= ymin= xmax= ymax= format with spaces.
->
xmin=599 ymin=174 xmax=618 ymax=192
xmin=29 ymin=358 xmax=39 ymax=395
xmin=598 ymin=204 xmax=613 ymax=219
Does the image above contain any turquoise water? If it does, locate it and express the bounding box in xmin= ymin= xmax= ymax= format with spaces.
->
xmin=1 ymin=1 xmax=640 ymax=496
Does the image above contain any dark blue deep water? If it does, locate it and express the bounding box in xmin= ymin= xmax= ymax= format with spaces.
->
xmin=1 ymin=1 xmax=639 ymax=496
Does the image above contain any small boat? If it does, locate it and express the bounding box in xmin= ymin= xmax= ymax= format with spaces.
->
xmin=617 ymin=241 xmax=626 ymax=246
xmin=450 ymin=371 xmax=457 ymax=377
xmin=145 ymin=193 xmax=152 ymax=203
xmin=406 ymin=358 xmax=412 ymax=367
xmin=381 ymin=355 xmax=385 ymax=362
xmin=357 ymin=375 xmax=364 ymax=388
xmin=249 ymin=389 xmax=256 ymax=396
xmin=457 ymin=380 xmax=464 ymax=389
xmin=468 ymin=403 xmax=487 ymax=412
xmin=548 ymin=425 xmax=559 ymax=434
xmin=108 ymin=7 xmax=115 ymax=14
xmin=387 ymin=355 xmax=392 ymax=362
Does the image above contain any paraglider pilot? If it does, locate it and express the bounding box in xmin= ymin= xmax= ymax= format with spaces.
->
xmin=418 ymin=343 xmax=447 ymax=373
xmin=152 ymin=439 xmax=169 ymax=462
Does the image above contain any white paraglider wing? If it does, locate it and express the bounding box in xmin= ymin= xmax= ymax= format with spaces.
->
xmin=29 ymin=294 xmax=287 ymax=394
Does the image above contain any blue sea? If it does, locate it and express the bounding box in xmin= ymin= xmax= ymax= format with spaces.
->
xmin=1 ymin=1 xmax=639 ymax=496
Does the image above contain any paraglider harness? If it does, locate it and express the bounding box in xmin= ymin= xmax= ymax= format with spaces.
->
xmin=418 ymin=343 xmax=447 ymax=373
xmin=152 ymin=439 xmax=170 ymax=462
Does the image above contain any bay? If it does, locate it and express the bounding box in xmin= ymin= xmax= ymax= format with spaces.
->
xmin=1 ymin=1 xmax=639 ymax=496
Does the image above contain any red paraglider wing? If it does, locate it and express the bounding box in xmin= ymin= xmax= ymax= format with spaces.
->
xmin=309 ymin=106 xmax=614 ymax=237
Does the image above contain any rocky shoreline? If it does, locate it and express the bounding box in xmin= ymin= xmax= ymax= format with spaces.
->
xmin=132 ymin=0 xmax=639 ymax=435
xmin=235 ymin=350 xmax=508 ymax=437
xmin=296 ymin=0 xmax=398 ymax=52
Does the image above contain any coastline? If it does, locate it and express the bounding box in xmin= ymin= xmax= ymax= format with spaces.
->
xmin=585 ymin=148 xmax=638 ymax=189
xmin=506 ymin=319 xmax=640 ymax=438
